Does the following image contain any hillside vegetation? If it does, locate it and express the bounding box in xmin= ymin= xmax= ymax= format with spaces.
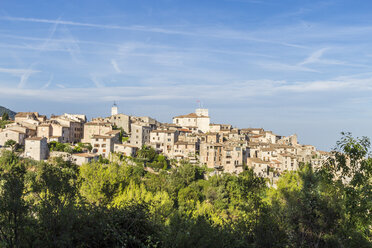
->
xmin=0 ymin=133 xmax=370 ymax=247
xmin=0 ymin=106 xmax=16 ymax=119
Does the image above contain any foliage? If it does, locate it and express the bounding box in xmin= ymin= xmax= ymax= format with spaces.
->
xmin=2 ymin=112 xmax=9 ymax=121
xmin=137 ymin=146 xmax=170 ymax=171
xmin=0 ymin=133 xmax=370 ymax=247
xmin=0 ymin=120 xmax=12 ymax=129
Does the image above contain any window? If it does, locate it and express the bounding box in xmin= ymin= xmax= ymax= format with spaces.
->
xmin=102 ymin=144 xmax=106 ymax=148
xmin=103 ymin=149 xmax=106 ymax=152
xmin=167 ymin=139 xmax=171 ymax=142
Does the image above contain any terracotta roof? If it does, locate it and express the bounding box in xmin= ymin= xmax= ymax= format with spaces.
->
xmin=15 ymin=112 xmax=38 ymax=118
xmin=85 ymin=122 xmax=111 ymax=126
xmin=175 ymin=141 xmax=195 ymax=146
xmin=178 ymin=128 xmax=192 ymax=132
xmin=261 ymin=148 xmax=275 ymax=152
xmin=4 ymin=129 xmax=25 ymax=134
xmin=251 ymin=135 xmax=264 ymax=138
xmin=173 ymin=113 xmax=209 ymax=118
xmin=105 ymin=130 xmax=121 ymax=135
xmin=72 ymin=153 xmax=98 ymax=158
xmin=247 ymin=158 xmax=270 ymax=164
xmin=151 ymin=129 xmax=176 ymax=133
xmin=92 ymin=135 xmax=113 ymax=139
xmin=26 ymin=137 xmax=44 ymax=141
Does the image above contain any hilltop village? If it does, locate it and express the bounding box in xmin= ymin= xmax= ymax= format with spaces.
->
xmin=0 ymin=104 xmax=329 ymax=181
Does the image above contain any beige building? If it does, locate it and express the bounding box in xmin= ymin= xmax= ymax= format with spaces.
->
xmin=37 ymin=121 xmax=70 ymax=143
xmin=130 ymin=123 xmax=151 ymax=148
xmin=15 ymin=112 xmax=46 ymax=125
xmin=24 ymin=137 xmax=49 ymax=161
xmin=5 ymin=123 xmax=35 ymax=138
xmin=108 ymin=113 xmax=131 ymax=133
xmin=91 ymin=135 xmax=114 ymax=158
xmin=150 ymin=129 xmax=179 ymax=155
xmin=173 ymin=109 xmax=210 ymax=133
xmin=51 ymin=114 xmax=86 ymax=143
xmin=83 ymin=121 xmax=112 ymax=143
xmin=247 ymin=158 xmax=271 ymax=177
xmin=114 ymin=143 xmax=138 ymax=157
xmin=171 ymin=141 xmax=198 ymax=161
xmin=72 ymin=153 xmax=99 ymax=166
xmin=222 ymin=145 xmax=245 ymax=174
xmin=200 ymin=143 xmax=223 ymax=169
xmin=0 ymin=129 xmax=26 ymax=146
xmin=209 ymin=124 xmax=232 ymax=133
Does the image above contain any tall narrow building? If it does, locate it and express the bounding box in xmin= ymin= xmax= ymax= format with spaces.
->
xmin=111 ymin=102 xmax=118 ymax=116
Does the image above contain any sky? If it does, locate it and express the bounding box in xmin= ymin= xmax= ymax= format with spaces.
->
xmin=1 ymin=0 xmax=372 ymax=150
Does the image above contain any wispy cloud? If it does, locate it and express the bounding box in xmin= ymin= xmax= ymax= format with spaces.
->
xmin=0 ymin=16 xmax=193 ymax=36
xmin=91 ymin=76 xmax=105 ymax=88
xmin=1 ymin=75 xmax=371 ymax=103
xmin=41 ymin=74 xmax=54 ymax=89
xmin=258 ymin=62 xmax=318 ymax=72
xmin=300 ymin=48 xmax=328 ymax=65
xmin=0 ymin=67 xmax=40 ymax=75
xmin=1 ymin=16 xmax=307 ymax=48
xmin=111 ymin=59 xmax=122 ymax=73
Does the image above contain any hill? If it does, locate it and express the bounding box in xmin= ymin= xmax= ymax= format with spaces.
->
xmin=0 ymin=106 xmax=17 ymax=119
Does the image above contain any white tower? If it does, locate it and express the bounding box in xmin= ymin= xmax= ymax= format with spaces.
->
xmin=195 ymin=108 xmax=208 ymax=117
xmin=111 ymin=102 xmax=118 ymax=116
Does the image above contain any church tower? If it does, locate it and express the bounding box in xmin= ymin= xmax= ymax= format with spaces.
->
xmin=111 ymin=102 xmax=118 ymax=116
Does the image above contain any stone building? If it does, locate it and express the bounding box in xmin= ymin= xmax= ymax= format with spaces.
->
xmin=173 ymin=108 xmax=210 ymax=133
xmin=72 ymin=153 xmax=99 ymax=166
xmin=114 ymin=143 xmax=138 ymax=157
xmin=0 ymin=129 xmax=26 ymax=146
xmin=24 ymin=137 xmax=49 ymax=161
xmin=108 ymin=114 xmax=131 ymax=133
xmin=82 ymin=121 xmax=112 ymax=143
xmin=150 ymin=129 xmax=179 ymax=155
xmin=130 ymin=123 xmax=151 ymax=148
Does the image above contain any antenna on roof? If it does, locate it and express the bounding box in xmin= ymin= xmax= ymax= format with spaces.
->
xmin=196 ymin=100 xmax=201 ymax=108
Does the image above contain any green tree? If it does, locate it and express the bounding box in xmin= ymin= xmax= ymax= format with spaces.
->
xmin=4 ymin=139 xmax=17 ymax=152
xmin=2 ymin=112 xmax=9 ymax=121
xmin=0 ymin=151 xmax=29 ymax=248
xmin=319 ymin=132 xmax=372 ymax=246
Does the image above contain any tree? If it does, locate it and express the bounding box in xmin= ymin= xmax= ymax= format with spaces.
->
xmin=0 ymin=151 xmax=29 ymax=248
xmin=4 ymin=139 xmax=17 ymax=151
xmin=2 ymin=112 xmax=9 ymax=121
xmin=319 ymin=132 xmax=372 ymax=246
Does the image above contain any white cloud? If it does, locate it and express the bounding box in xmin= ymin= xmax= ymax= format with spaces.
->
xmin=111 ymin=59 xmax=122 ymax=73
xmin=0 ymin=67 xmax=40 ymax=75
xmin=1 ymin=75 xmax=371 ymax=103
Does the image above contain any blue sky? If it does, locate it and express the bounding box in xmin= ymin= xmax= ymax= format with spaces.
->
xmin=1 ymin=0 xmax=372 ymax=150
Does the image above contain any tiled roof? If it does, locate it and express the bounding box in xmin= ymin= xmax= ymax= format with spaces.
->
xmin=173 ymin=113 xmax=209 ymax=118
xmin=72 ymin=153 xmax=98 ymax=158
xmin=247 ymin=158 xmax=270 ymax=164
xmin=92 ymin=135 xmax=113 ymax=139
xmin=26 ymin=137 xmax=44 ymax=141
xmin=106 ymin=130 xmax=121 ymax=135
